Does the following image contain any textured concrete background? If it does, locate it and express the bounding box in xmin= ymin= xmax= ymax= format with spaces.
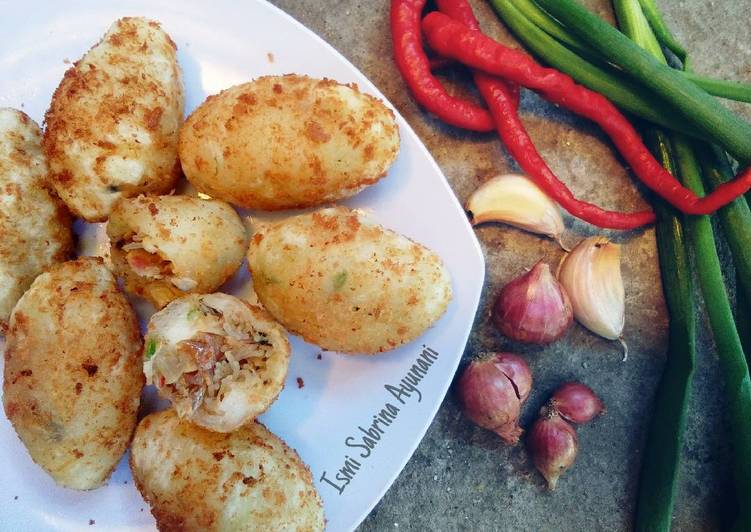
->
xmin=269 ymin=1 xmax=751 ymax=530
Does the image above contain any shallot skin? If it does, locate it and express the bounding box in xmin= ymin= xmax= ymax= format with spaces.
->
xmin=457 ymin=353 xmax=532 ymax=445
xmin=551 ymin=382 xmax=605 ymax=424
xmin=495 ymin=352 xmax=533 ymax=403
xmin=493 ymin=261 xmax=573 ymax=345
xmin=527 ymin=408 xmax=578 ymax=490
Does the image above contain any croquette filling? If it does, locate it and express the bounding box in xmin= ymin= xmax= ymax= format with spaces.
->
xmin=122 ymin=242 xmax=173 ymax=279
xmin=152 ymin=302 xmax=273 ymax=414
xmin=119 ymin=238 xmax=196 ymax=291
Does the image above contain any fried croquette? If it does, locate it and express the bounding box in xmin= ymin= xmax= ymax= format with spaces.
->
xmin=2 ymin=257 xmax=143 ymax=489
xmin=143 ymin=293 xmax=290 ymax=433
xmin=43 ymin=17 xmax=184 ymax=222
xmin=107 ymin=195 xmax=247 ymax=309
xmin=0 ymin=108 xmax=72 ymax=330
xmin=130 ymin=409 xmax=325 ymax=531
xmin=179 ymin=75 xmax=400 ymax=210
xmin=247 ymin=207 xmax=452 ymax=354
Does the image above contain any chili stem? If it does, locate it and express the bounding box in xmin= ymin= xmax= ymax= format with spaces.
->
xmin=534 ymin=0 xmax=751 ymax=163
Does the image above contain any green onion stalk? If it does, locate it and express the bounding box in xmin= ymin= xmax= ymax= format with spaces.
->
xmin=672 ymin=136 xmax=751 ymax=532
xmin=612 ymin=1 xmax=751 ymax=529
xmin=634 ymin=129 xmax=696 ymax=532
xmin=608 ymin=3 xmax=695 ymax=529
xmin=518 ymin=0 xmax=751 ymax=162
xmin=499 ymin=0 xmax=751 ymax=104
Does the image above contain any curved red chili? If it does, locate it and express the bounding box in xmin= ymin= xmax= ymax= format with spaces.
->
xmin=428 ymin=56 xmax=455 ymax=70
xmin=435 ymin=0 xmax=520 ymax=109
xmin=422 ymin=12 xmax=751 ymax=215
xmin=475 ymin=72 xmax=655 ymax=229
xmin=436 ymin=0 xmax=652 ymax=229
xmin=390 ymin=0 xmax=495 ymax=131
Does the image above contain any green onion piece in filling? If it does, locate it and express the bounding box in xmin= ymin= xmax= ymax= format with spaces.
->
xmin=145 ymin=338 xmax=157 ymax=359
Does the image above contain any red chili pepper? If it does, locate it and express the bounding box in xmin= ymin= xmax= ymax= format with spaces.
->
xmin=434 ymin=0 xmax=520 ymax=110
xmin=422 ymin=12 xmax=751 ymax=215
xmin=435 ymin=0 xmax=479 ymax=29
xmin=435 ymin=0 xmax=652 ymax=229
xmin=476 ymin=72 xmax=655 ymax=229
xmin=428 ymin=56 xmax=455 ymax=70
xmin=390 ymin=0 xmax=495 ymax=131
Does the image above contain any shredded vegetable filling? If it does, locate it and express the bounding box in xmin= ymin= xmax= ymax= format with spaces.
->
xmin=163 ymin=307 xmax=274 ymax=414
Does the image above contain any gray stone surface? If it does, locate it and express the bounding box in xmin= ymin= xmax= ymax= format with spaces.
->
xmin=269 ymin=1 xmax=751 ymax=530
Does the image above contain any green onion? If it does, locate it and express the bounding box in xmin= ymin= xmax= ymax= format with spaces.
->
xmin=503 ymin=0 xmax=751 ymax=104
xmin=672 ymin=135 xmax=751 ymax=530
xmin=611 ymin=4 xmax=695 ymax=528
xmin=696 ymin=144 xmax=751 ymax=304
xmin=634 ymin=129 xmax=696 ymax=532
xmin=682 ymin=73 xmax=751 ymax=104
xmin=636 ymin=0 xmax=688 ymax=65
xmin=612 ymin=2 xmax=751 ymax=528
xmin=145 ymin=338 xmax=157 ymax=359
xmin=534 ymin=0 xmax=751 ymax=163
xmin=488 ymin=0 xmax=693 ymax=135
xmin=612 ymin=0 xmax=663 ymax=60
xmin=738 ymin=280 xmax=751 ymax=369
xmin=508 ymin=0 xmax=594 ymax=59
xmin=333 ymin=271 xmax=347 ymax=290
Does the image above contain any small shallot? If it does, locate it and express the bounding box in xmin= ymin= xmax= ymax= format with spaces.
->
xmin=493 ymin=261 xmax=573 ymax=345
xmin=527 ymin=407 xmax=578 ymax=490
xmin=466 ymin=174 xmax=566 ymax=248
xmin=458 ymin=352 xmax=532 ymax=444
xmin=550 ymin=382 xmax=605 ymax=424
xmin=558 ymin=236 xmax=628 ymax=359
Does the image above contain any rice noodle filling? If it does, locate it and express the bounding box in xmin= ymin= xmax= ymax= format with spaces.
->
xmin=167 ymin=322 xmax=274 ymax=415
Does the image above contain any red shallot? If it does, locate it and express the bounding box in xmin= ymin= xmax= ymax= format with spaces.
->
xmin=493 ymin=261 xmax=573 ymax=344
xmin=550 ymin=382 xmax=605 ymax=425
xmin=527 ymin=406 xmax=578 ymax=490
xmin=457 ymin=352 xmax=532 ymax=444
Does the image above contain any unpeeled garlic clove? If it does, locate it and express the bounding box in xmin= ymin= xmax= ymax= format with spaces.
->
xmin=558 ymin=236 xmax=626 ymax=356
xmin=466 ymin=174 xmax=565 ymax=247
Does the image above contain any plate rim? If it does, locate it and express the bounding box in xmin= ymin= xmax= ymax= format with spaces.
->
xmin=251 ymin=1 xmax=485 ymax=525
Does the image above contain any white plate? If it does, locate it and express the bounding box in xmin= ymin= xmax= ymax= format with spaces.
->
xmin=0 ymin=1 xmax=485 ymax=530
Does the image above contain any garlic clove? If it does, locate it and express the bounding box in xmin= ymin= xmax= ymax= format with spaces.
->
xmin=466 ymin=174 xmax=565 ymax=246
xmin=558 ymin=236 xmax=625 ymax=347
